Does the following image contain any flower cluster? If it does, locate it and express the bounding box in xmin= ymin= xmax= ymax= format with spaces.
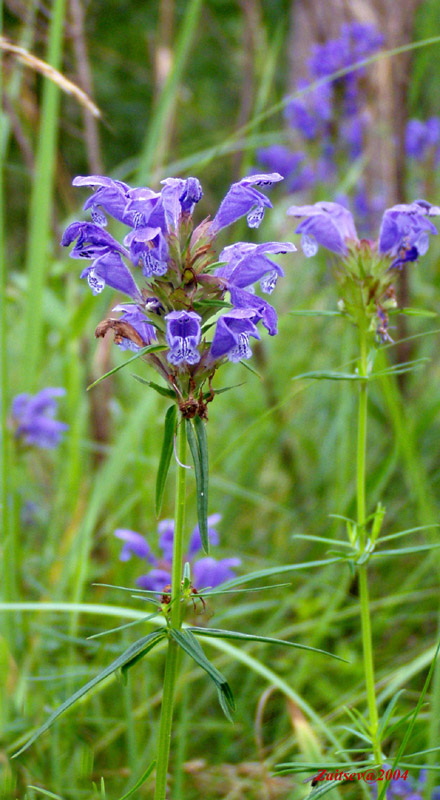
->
xmin=406 ymin=117 xmax=440 ymax=163
xmin=11 ymin=388 xmax=68 ymax=449
xmin=257 ymin=22 xmax=384 ymax=232
xmin=115 ymin=514 xmax=240 ymax=591
xmin=62 ymin=173 xmax=295 ymax=418
xmin=288 ymin=199 xmax=440 ymax=341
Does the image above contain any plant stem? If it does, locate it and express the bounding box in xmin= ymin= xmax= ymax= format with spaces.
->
xmin=154 ymin=418 xmax=187 ymax=800
xmin=357 ymin=329 xmax=381 ymax=765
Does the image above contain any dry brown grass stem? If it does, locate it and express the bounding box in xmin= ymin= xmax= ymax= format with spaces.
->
xmin=1 ymin=35 xmax=101 ymax=118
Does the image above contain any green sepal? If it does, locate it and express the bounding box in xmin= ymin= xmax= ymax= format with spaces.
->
xmin=13 ymin=630 xmax=166 ymax=758
xmin=155 ymin=405 xmax=178 ymax=517
xmin=169 ymin=628 xmax=235 ymax=721
xmin=186 ymin=417 xmax=209 ymax=553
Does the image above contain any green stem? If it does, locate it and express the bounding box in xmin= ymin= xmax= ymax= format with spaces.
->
xmin=154 ymin=418 xmax=187 ymax=800
xmin=357 ymin=330 xmax=381 ymax=765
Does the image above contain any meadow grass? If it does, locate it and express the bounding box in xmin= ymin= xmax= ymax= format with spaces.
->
xmin=2 ymin=2 xmax=440 ymax=799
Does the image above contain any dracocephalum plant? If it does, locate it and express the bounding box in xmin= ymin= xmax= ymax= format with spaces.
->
xmin=276 ymin=199 xmax=440 ymax=787
xmin=12 ymin=172 xmax=345 ymax=799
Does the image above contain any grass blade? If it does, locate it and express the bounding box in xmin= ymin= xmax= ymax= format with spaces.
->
xmin=137 ymin=0 xmax=203 ymax=181
xmin=23 ymin=0 xmax=68 ymax=386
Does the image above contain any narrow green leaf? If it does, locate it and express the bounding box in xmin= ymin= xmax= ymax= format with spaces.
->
xmin=343 ymin=706 xmax=371 ymax=737
xmin=375 ymin=543 xmax=440 ymax=558
xmin=405 ymin=746 xmax=440 ymax=757
xmin=155 ymin=405 xmax=178 ymax=517
xmin=276 ymin=760 xmax=374 ymax=772
xmin=292 ymin=370 xmax=364 ymax=382
xmin=308 ymin=782 xmax=344 ymax=799
xmin=170 ymin=628 xmax=235 ymax=719
xmin=194 ymin=416 xmax=209 ymax=553
xmin=340 ymin=726 xmax=372 ymax=745
xmin=13 ymin=630 xmax=166 ymax=757
xmin=289 ymin=309 xmax=342 ymax=317
xmin=396 ymin=307 xmax=437 ymax=318
xmin=240 ymin=359 xmax=262 ymax=378
xmin=189 ymin=627 xmax=348 ymax=663
xmin=292 ymin=534 xmax=353 ymax=549
xmin=218 ymin=558 xmax=342 ymax=590
xmin=87 ymin=612 xmax=160 ymax=640
xmin=378 ymin=690 xmax=405 ymax=738
xmin=131 ymin=374 xmax=175 ymax=398
xmin=199 ymin=582 xmax=291 ymax=597
xmin=372 ymin=357 xmax=429 ymax=379
xmin=380 ymin=524 xmax=440 ymax=544
xmin=87 ymin=345 xmax=167 ymax=390
xmin=114 ymin=761 xmax=156 ymax=800
xmin=27 ymin=789 xmax=67 ymax=800
xmin=203 ymin=383 xmax=245 ymax=399
xmin=186 ymin=419 xmax=209 ymax=553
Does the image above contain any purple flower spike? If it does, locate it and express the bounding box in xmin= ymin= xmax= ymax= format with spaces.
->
xmin=406 ymin=118 xmax=440 ymax=161
xmin=379 ymin=200 xmax=440 ymax=262
xmin=114 ymin=529 xmax=154 ymax=562
xmin=165 ymin=310 xmax=202 ymax=365
xmin=117 ymin=514 xmax=238 ymax=592
xmin=211 ymin=173 xmax=283 ymax=232
xmin=192 ymin=557 xmax=242 ymax=589
xmin=285 ymin=80 xmax=333 ymax=140
xmin=211 ymin=309 xmax=261 ymax=362
xmin=11 ymin=388 xmax=68 ymax=449
xmin=287 ymin=201 xmax=358 ymax=256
